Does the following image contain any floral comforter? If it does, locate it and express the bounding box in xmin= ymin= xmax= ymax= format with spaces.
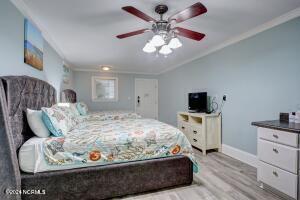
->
xmin=43 ymin=118 xmax=198 ymax=172
xmin=80 ymin=111 xmax=141 ymax=122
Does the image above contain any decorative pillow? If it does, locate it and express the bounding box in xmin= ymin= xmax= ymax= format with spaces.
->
xmin=70 ymin=103 xmax=81 ymax=116
xmin=26 ymin=109 xmax=50 ymax=138
xmin=42 ymin=112 xmax=63 ymax=137
xmin=56 ymin=105 xmax=80 ymax=125
xmin=57 ymin=103 xmax=80 ymax=116
xmin=76 ymin=102 xmax=88 ymax=116
xmin=42 ymin=106 xmax=75 ymax=136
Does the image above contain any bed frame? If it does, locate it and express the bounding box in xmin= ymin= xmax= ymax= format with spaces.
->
xmin=0 ymin=76 xmax=193 ymax=200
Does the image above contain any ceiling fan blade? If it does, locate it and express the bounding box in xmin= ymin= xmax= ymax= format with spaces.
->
xmin=116 ymin=29 xmax=149 ymax=39
xmin=122 ymin=6 xmax=156 ymax=22
xmin=175 ymin=27 xmax=205 ymax=41
xmin=168 ymin=2 xmax=207 ymax=24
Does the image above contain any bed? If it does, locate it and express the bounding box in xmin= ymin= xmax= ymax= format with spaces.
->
xmin=0 ymin=76 xmax=194 ymax=200
xmin=62 ymin=89 xmax=142 ymax=121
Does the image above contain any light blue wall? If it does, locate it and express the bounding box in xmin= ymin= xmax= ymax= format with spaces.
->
xmin=0 ymin=0 xmax=73 ymax=100
xmin=158 ymin=17 xmax=300 ymax=155
xmin=74 ymin=71 xmax=156 ymax=111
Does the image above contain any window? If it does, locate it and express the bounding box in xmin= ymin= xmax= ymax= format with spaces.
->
xmin=91 ymin=76 xmax=118 ymax=102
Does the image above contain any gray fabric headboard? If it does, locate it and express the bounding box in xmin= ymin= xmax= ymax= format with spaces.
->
xmin=1 ymin=76 xmax=56 ymax=149
xmin=61 ymin=89 xmax=76 ymax=103
xmin=0 ymin=76 xmax=56 ymax=199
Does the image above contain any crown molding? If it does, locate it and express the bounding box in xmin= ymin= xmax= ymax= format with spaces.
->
xmin=73 ymin=7 xmax=300 ymax=75
xmin=72 ymin=67 xmax=158 ymax=75
xmin=10 ymin=0 xmax=300 ymax=75
xmin=159 ymin=7 xmax=300 ymax=75
xmin=10 ymin=0 xmax=66 ymax=61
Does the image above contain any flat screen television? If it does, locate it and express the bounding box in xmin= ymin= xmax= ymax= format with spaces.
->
xmin=188 ymin=92 xmax=207 ymax=113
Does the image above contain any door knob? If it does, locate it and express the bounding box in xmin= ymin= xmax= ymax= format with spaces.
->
xmin=273 ymin=148 xmax=278 ymax=153
xmin=273 ymin=134 xmax=278 ymax=139
xmin=272 ymin=171 xmax=278 ymax=177
xmin=137 ymin=96 xmax=140 ymax=105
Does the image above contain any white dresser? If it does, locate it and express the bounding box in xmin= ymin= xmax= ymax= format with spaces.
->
xmin=177 ymin=112 xmax=221 ymax=155
xmin=253 ymin=121 xmax=300 ymax=199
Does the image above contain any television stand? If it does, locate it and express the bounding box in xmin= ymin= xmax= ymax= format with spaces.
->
xmin=177 ymin=112 xmax=221 ymax=155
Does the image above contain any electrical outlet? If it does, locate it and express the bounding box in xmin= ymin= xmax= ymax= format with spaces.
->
xmin=223 ymin=95 xmax=227 ymax=101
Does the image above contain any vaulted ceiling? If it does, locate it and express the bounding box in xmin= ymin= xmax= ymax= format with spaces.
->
xmin=21 ymin=0 xmax=300 ymax=74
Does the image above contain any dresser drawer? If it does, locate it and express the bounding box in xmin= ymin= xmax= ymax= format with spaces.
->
xmin=258 ymin=139 xmax=298 ymax=174
xmin=189 ymin=125 xmax=202 ymax=140
xmin=178 ymin=121 xmax=189 ymax=133
xmin=191 ymin=137 xmax=202 ymax=148
xmin=178 ymin=122 xmax=191 ymax=140
xmin=258 ymin=161 xmax=298 ymax=199
xmin=258 ymin=127 xmax=298 ymax=147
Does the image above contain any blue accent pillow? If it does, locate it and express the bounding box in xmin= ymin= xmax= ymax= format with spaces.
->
xmin=76 ymin=102 xmax=88 ymax=116
xmin=42 ymin=111 xmax=63 ymax=137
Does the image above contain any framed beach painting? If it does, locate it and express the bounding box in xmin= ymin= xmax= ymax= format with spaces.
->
xmin=24 ymin=19 xmax=43 ymax=70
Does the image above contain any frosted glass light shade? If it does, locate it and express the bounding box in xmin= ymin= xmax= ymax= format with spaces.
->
xmin=143 ymin=42 xmax=156 ymax=53
xmin=150 ymin=35 xmax=165 ymax=47
xmin=159 ymin=45 xmax=172 ymax=55
xmin=168 ymin=37 xmax=182 ymax=49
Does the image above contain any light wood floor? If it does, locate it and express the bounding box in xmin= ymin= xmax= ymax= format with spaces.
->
xmin=120 ymin=149 xmax=284 ymax=200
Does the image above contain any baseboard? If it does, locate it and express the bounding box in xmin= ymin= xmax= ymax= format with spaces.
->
xmin=221 ymin=144 xmax=258 ymax=168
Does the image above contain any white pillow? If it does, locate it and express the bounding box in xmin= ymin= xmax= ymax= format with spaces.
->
xmin=26 ymin=109 xmax=50 ymax=138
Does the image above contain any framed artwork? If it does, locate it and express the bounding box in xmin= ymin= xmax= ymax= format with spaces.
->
xmin=24 ymin=19 xmax=43 ymax=70
xmin=91 ymin=76 xmax=118 ymax=102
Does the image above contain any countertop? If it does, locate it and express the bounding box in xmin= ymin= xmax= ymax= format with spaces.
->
xmin=252 ymin=120 xmax=300 ymax=133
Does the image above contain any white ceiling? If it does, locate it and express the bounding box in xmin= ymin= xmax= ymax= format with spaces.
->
xmin=22 ymin=0 xmax=300 ymax=74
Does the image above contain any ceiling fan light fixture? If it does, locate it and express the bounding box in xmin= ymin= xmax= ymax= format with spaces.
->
xmin=118 ymin=3 xmax=207 ymax=56
xmin=143 ymin=42 xmax=156 ymax=53
xmin=150 ymin=35 xmax=165 ymax=47
xmin=168 ymin=37 xmax=182 ymax=49
xmin=159 ymin=45 xmax=172 ymax=55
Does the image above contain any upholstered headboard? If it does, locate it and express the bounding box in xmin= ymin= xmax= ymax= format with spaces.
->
xmin=0 ymin=76 xmax=56 ymax=199
xmin=1 ymin=76 xmax=56 ymax=149
xmin=61 ymin=89 xmax=77 ymax=103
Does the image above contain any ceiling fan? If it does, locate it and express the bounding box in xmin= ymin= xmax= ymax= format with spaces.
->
xmin=116 ymin=2 xmax=207 ymax=55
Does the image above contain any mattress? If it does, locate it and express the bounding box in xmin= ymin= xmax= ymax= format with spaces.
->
xmin=19 ymin=137 xmax=106 ymax=173
xmin=19 ymin=118 xmax=197 ymax=173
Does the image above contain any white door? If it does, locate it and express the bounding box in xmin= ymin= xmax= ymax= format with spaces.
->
xmin=135 ymin=79 xmax=158 ymax=119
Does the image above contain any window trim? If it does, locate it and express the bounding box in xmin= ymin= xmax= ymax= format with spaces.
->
xmin=91 ymin=76 xmax=118 ymax=102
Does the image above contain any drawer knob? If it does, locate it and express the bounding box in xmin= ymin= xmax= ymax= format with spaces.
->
xmin=193 ymin=139 xmax=197 ymax=142
xmin=273 ymin=134 xmax=278 ymax=139
xmin=272 ymin=148 xmax=279 ymax=153
xmin=181 ymin=126 xmax=185 ymax=129
xmin=193 ymin=130 xmax=197 ymax=134
xmin=272 ymin=171 xmax=278 ymax=177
